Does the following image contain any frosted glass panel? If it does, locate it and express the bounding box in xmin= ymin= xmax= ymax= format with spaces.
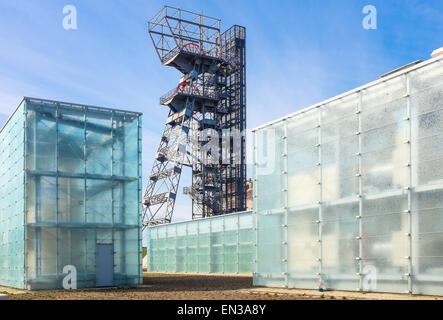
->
xmin=58 ymin=107 xmax=85 ymax=173
xmin=0 ymin=102 xmax=26 ymax=289
xmin=147 ymin=211 xmax=254 ymax=274
xmin=255 ymin=124 xmax=285 ymax=212
xmin=253 ymin=58 xmax=443 ymax=295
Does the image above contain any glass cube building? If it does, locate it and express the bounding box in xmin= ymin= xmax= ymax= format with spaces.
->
xmin=253 ymin=55 xmax=443 ymax=295
xmin=0 ymin=97 xmax=143 ymax=289
xmin=146 ymin=211 xmax=254 ymax=274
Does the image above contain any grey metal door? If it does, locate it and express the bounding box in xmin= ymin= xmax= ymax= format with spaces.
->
xmin=96 ymin=244 xmax=114 ymax=286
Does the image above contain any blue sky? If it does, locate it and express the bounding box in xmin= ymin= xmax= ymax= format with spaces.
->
xmin=0 ymin=0 xmax=442 ymax=222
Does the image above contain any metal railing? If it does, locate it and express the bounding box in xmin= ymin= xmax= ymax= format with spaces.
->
xmin=161 ymin=43 xmax=222 ymax=64
xmin=160 ymin=84 xmax=219 ymax=104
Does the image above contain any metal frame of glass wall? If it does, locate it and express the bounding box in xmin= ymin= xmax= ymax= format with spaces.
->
xmin=253 ymin=55 xmax=443 ymax=295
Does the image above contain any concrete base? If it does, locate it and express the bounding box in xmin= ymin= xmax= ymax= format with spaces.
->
xmin=0 ymin=294 xmax=9 ymax=300
xmin=238 ymin=287 xmax=443 ymax=300
xmin=143 ymin=271 xmax=250 ymax=277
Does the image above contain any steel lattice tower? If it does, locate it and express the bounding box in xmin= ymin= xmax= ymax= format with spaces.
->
xmin=143 ymin=6 xmax=246 ymax=228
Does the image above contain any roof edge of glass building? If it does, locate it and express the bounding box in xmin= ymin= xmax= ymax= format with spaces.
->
xmin=1 ymin=97 xmax=143 ymax=135
xmin=252 ymin=51 xmax=443 ymax=132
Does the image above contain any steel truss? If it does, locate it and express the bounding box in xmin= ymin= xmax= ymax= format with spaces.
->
xmin=143 ymin=6 xmax=246 ymax=228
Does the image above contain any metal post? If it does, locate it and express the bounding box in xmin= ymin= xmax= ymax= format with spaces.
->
xmin=209 ymin=218 xmax=213 ymax=273
xmin=236 ymin=213 xmax=240 ymax=274
xmin=55 ymin=103 xmax=59 ymax=281
xmin=110 ymin=112 xmax=117 ymax=276
xmin=33 ymin=105 xmax=41 ymax=278
xmin=84 ymin=108 xmax=88 ymax=280
xmin=282 ymin=121 xmax=289 ymax=288
xmin=252 ymin=131 xmax=259 ymax=281
xmin=406 ymin=73 xmax=413 ymax=294
xmin=317 ymin=106 xmax=323 ymax=288
xmin=23 ymin=101 xmax=29 ymax=287
xmin=138 ymin=116 xmax=143 ymax=283
xmin=196 ymin=221 xmax=199 ymax=273
xmin=222 ymin=217 xmax=225 ymax=274
xmin=84 ymin=108 xmax=88 ymax=225
xmin=185 ymin=222 xmax=188 ymax=273
xmin=357 ymin=91 xmax=364 ymax=291
xmin=176 ymin=223 xmax=179 ymax=273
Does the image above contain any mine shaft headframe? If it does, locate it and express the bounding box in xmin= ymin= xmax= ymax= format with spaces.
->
xmin=148 ymin=6 xmax=222 ymax=63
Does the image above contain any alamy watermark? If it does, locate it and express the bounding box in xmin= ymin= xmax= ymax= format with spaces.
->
xmin=62 ymin=265 xmax=77 ymax=290
xmin=63 ymin=5 xmax=77 ymax=30
xmin=169 ymin=128 xmax=248 ymax=166
xmin=362 ymin=264 xmax=377 ymax=291
xmin=362 ymin=5 xmax=377 ymax=30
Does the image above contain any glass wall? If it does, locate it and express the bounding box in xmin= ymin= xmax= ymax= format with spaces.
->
xmin=253 ymin=57 xmax=443 ymax=295
xmin=0 ymin=102 xmax=26 ymax=289
xmin=147 ymin=211 xmax=254 ymax=274
xmin=0 ymin=97 xmax=143 ymax=289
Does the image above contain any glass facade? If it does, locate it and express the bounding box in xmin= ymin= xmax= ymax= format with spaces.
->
xmin=0 ymin=101 xmax=26 ymax=289
xmin=253 ymin=57 xmax=443 ymax=295
xmin=147 ymin=211 xmax=254 ymax=274
xmin=0 ymin=97 xmax=143 ymax=289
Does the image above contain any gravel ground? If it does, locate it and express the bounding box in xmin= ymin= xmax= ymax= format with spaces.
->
xmin=7 ymin=273 xmax=322 ymax=300
xmin=6 ymin=273 xmax=439 ymax=300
